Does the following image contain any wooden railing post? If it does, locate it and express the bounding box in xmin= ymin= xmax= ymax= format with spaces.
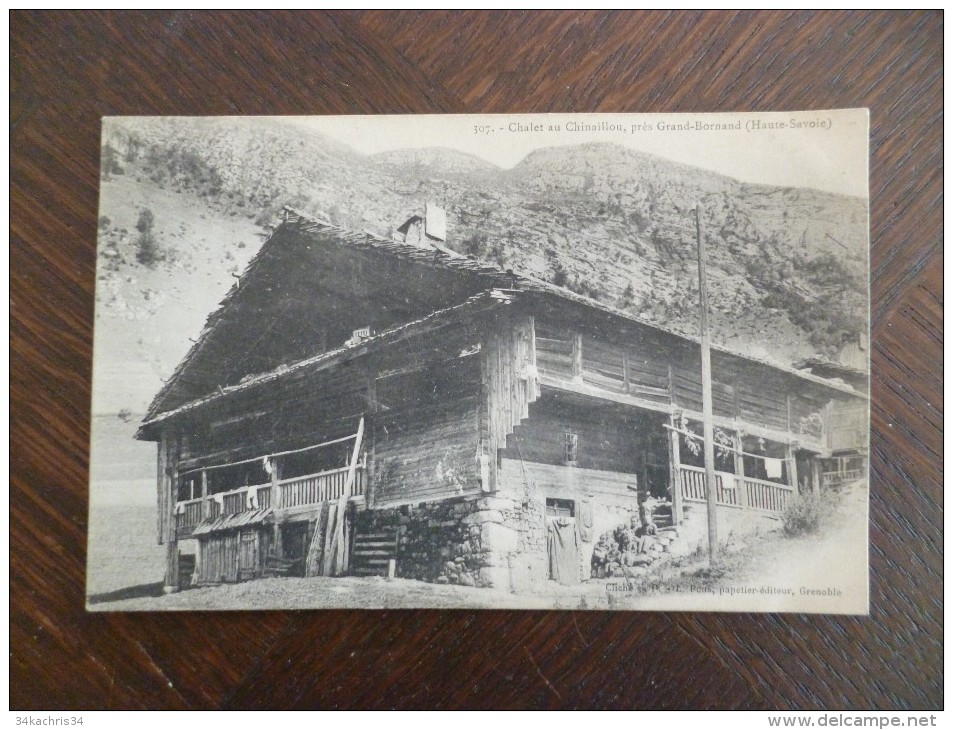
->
xmin=668 ymin=413 xmax=682 ymax=525
xmin=200 ymin=468 xmax=209 ymax=520
xmin=270 ymin=458 xmax=281 ymax=509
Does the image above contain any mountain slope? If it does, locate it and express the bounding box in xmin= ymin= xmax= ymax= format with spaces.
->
xmin=95 ymin=118 xmax=867 ymax=413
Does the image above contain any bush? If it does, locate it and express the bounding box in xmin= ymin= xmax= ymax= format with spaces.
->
xmin=135 ymin=230 xmax=161 ymax=267
xmin=781 ymin=494 xmax=821 ymax=536
xmin=135 ymin=208 xmax=155 ymax=234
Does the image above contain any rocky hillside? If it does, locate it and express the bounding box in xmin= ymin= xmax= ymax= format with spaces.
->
xmin=95 ymin=117 xmax=867 ymax=412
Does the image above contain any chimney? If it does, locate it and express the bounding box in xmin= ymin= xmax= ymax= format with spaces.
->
xmin=397 ymin=202 xmax=447 ymax=248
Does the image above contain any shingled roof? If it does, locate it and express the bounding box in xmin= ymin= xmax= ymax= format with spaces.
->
xmin=140 ymin=207 xmax=865 ymax=437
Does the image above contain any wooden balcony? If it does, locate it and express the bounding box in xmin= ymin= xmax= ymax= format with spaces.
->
xmin=175 ymin=467 xmax=365 ymax=537
xmin=821 ymin=469 xmax=863 ymax=488
xmin=174 ymin=498 xmax=205 ymax=538
xmin=278 ymin=465 xmax=365 ymax=508
xmin=679 ymin=464 xmax=795 ymax=515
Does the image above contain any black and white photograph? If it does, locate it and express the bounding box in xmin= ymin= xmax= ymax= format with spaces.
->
xmin=87 ymin=111 xmax=870 ymax=613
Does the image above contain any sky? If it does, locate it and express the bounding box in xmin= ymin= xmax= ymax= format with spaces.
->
xmin=284 ymin=109 xmax=869 ymax=199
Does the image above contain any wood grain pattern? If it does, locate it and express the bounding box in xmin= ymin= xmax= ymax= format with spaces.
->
xmin=10 ymin=10 xmax=941 ymax=709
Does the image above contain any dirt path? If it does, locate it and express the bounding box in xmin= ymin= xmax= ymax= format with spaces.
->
xmin=623 ymin=480 xmax=869 ymax=613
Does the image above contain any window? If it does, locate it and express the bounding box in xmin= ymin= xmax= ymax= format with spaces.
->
xmin=546 ymin=498 xmax=575 ymax=518
xmin=564 ymin=431 xmax=578 ymax=465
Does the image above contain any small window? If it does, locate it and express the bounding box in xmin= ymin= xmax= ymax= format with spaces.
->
xmin=564 ymin=431 xmax=578 ymax=465
xmin=546 ymin=498 xmax=575 ymax=518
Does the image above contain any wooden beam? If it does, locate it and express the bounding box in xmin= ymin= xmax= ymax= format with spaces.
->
xmin=696 ymin=202 xmax=718 ymax=560
xmin=668 ymin=413 xmax=682 ymax=526
xmin=787 ymin=443 xmax=800 ymax=493
xmin=539 ymin=373 xmax=672 ymax=414
xmin=163 ymin=433 xmax=180 ymax=592
xmin=200 ymin=468 xmax=209 ymax=520
xmin=366 ymin=369 xmax=378 ymax=508
xmin=270 ymin=459 xmax=280 ymax=509
xmin=622 ymin=348 xmax=631 ymax=394
xmin=734 ymin=425 xmax=748 ymax=509
xmin=571 ymin=332 xmax=583 ymax=381
xmin=156 ymin=438 xmax=167 ymax=546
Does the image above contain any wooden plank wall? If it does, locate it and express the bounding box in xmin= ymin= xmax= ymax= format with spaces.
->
xmin=501 ymin=396 xmax=644 ymax=474
xmin=482 ymin=316 xmax=541 ymax=488
xmin=177 ymin=365 xmax=369 ymax=467
xmin=538 ymin=321 xmax=669 ymax=406
xmin=535 ymin=322 xmax=574 ymax=379
xmin=373 ymin=355 xmax=483 ymax=504
xmin=197 ymin=529 xmax=270 ymax=584
xmin=535 ymin=318 xmax=863 ymax=441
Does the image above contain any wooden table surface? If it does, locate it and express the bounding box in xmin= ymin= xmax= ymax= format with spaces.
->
xmin=10 ymin=11 xmax=942 ymax=710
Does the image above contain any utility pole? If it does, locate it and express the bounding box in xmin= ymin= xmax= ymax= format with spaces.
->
xmin=696 ymin=203 xmax=719 ymax=562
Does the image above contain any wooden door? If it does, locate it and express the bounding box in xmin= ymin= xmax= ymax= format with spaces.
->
xmin=223 ymin=533 xmax=240 ymax=583
xmin=239 ymin=530 xmax=258 ymax=581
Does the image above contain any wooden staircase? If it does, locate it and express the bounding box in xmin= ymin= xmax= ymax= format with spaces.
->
xmin=651 ymin=503 xmax=674 ymax=529
xmin=351 ymin=529 xmax=399 ymax=577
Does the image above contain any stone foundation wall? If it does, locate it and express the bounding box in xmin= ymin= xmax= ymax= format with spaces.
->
xmin=357 ymin=470 xmax=782 ymax=592
xmin=506 ymin=484 xmax=644 ymax=592
xmin=499 ymin=459 xmax=645 ymax=592
xmin=359 ymin=495 xmax=520 ymax=588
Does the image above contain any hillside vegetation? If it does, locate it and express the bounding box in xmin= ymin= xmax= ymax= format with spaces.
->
xmin=95 ymin=117 xmax=867 ymax=412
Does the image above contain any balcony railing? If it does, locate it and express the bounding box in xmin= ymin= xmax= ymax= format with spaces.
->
xmin=743 ymin=476 xmax=795 ymax=513
xmin=174 ymin=498 xmax=205 ymax=537
xmin=679 ymin=464 xmax=795 ymax=515
xmin=278 ymin=466 xmax=365 ymax=508
xmin=679 ymin=465 xmax=739 ymax=507
xmin=174 ymin=466 xmax=365 ymax=535
xmin=821 ymin=469 xmax=863 ymax=488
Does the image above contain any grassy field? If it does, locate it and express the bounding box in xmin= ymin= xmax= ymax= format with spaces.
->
xmin=87 ymin=503 xmax=166 ymax=599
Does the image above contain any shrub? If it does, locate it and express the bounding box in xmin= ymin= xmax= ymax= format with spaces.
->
xmin=135 ymin=208 xmax=155 ymax=234
xmin=781 ymin=494 xmax=821 ymax=536
xmin=135 ymin=230 xmax=161 ymax=267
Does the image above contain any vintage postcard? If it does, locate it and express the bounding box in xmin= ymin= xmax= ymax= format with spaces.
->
xmin=87 ymin=111 xmax=870 ymax=613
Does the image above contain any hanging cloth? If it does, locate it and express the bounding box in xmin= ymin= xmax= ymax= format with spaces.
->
xmin=765 ymin=458 xmax=784 ymax=480
xmin=578 ymin=500 xmax=594 ymax=543
xmin=547 ymin=518 xmax=580 ymax=585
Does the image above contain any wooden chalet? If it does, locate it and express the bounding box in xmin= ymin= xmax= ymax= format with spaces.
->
xmin=137 ymin=207 xmax=869 ymax=591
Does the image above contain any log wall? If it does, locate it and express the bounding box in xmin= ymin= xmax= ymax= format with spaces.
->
xmin=533 ymin=316 xmax=864 ymax=449
xmin=177 ymin=365 xmax=369 ymax=468
xmin=500 ymin=395 xmax=649 ymax=475
xmin=481 ymin=315 xmax=541 ymax=490
xmin=373 ymin=355 xmax=483 ymax=505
